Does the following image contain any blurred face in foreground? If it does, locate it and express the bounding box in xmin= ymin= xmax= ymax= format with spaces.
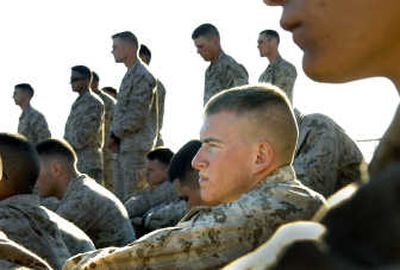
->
xmin=263 ymin=0 xmax=400 ymax=85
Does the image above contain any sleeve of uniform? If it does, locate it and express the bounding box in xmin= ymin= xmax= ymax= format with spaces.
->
xmin=144 ymin=200 xmax=187 ymax=231
xmin=293 ymin=119 xmax=340 ymax=197
xmin=32 ymin=112 xmax=51 ymax=143
xmin=66 ymin=98 xmax=104 ymax=150
xmin=226 ymin=63 xmax=249 ymax=88
xmin=112 ymin=74 xmax=156 ymax=139
xmin=275 ymin=64 xmax=297 ymax=100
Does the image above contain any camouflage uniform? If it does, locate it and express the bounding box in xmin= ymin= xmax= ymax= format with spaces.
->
xmin=0 ymin=194 xmax=71 ymax=270
xmin=154 ymin=80 xmax=166 ymax=147
xmin=18 ymin=105 xmax=51 ymax=145
xmin=0 ymin=230 xmax=53 ymax=270
xmin=204 ymin=52 xmax=248 ymax=105
xmin=64 ymin=90 xmax=105 ymax=183
xmin=294 ymin=109 xmax=364 ymax=197
xmin=93 ymin=89 xmax=116 ymax=190
xmin=63 ymin=166 xmax=325 ymax=270
xmin=143 ymin=199 xmax=187 ymax=232
xmin=258 ymin=55 xmax=297 ymax=102
xmin=112 ymin=60 xmax=157 ymax=199
xmin=55 ymin=174 xmax=135 ymax=248
xmin=124 ymin=180 xmax=178 ymax=219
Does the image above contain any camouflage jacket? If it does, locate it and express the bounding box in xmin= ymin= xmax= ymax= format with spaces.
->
xmin=124 ymin=180 xmax=179 ymax=218
xmin=258 ymin=55 xmax=297 ymax=102
xmin=0 ymin=194 xmax=71 ymax=270
xmin=112 ymin=60 xmax=157 ymax=153
xmin=204 ymin=52 xmax=248 ymax=104
xmin=294 ymin=110 xmax=364 ymax=197
xmin=143 ymin=199 xmax=187 ymax=231
xmin=93 ymin=89 xmax=116 ymax=152
xmin=55 ymin=174 xmax=135 ymax=248
xmin=0 ymin=230 xmax=53 ymax=270
xmin=154 ymin=79 xmax=166 ymax=147
xmin=64 ymin=90 xmax=104 ymax=171
xmin=63 ymin=166 xmax=325 ymax=270
xmin=18 ymin=105 xmax=51 ymax=145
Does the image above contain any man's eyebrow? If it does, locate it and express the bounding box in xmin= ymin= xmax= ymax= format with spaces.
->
xmin=201 ymin=137 xmax=223 ymax=144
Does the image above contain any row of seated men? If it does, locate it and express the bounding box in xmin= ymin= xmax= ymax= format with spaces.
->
xmin=0 ymin=84 xmax=369 ymax=269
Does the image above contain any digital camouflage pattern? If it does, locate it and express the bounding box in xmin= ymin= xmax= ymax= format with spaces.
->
xmin=154 ymin=80 xmax=166 ymax=147
xmin=93 ymin=89 xmax=116 ymax=189
xmin=0 ymin=230 xmax=53 ymax=270
xmin=124 ymin=180 xmax=179 ymax=219
xmin=63 ymin=166 xmax=325 ymax=270
xmin=258 ymin=55 xmax=297 ymax=102
xmin=0 ymin=194 xmax=71 ymax=270
xmin=204 ymin=52 xmax=248 ymax=104
xmin=294 ymin=110 xmax=364 ymax=197
xmin=64 ymin=90 xmax=104 ymax=182
xmin=112 ymin=60 xmax=157 ymax=196
xmin=143 ymin=199 xmax=187 ymax=232
xmin=54 ymin=174 xmax=135 ymax=248
xmin=18 ymin=105 xmax=51 ymax=145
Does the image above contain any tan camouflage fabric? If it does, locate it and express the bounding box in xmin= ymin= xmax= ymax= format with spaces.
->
xmin=143 ymin=199 xmax=187 ymax=231
xmin=18 ymin=105 xmax=51 ymax=145
xmin=258 ymin=55 xmax=297 ymax=102
xmin=64 ymin=90 xmax=104 ymax=182
xmin=204 ymin=52 xmax=248 ymax=104
xmin=0 ymin=194 xmax=71 ymax=270
xmin=294 ymin=110 xmax=364 ymax=197
xmin=54 ymin=174 xmax=135 ymax=248
xmin=369 ymin=105 xmax=400 ymax=177
xmin=112 ymin=60 xmax=157 ymax=196
xmin=63 ymin=165 xmax=325 ymax=270
xmin=124 ymin=180 xmax=178 ymax=219
xmin=0 ymin=230 xmax=53 ymax=270
xmin=93 ymin=89 xmax=116 ymax=189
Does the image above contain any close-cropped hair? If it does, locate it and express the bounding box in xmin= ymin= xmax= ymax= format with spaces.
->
xmin=192 ymin=23 xmax=220 ymax=40
xmin=146 ymin=147 xmax=174 ymax=167
xmin=260 ymin=29 xmax=280 ymax=44
xmin=102 ymin=87 xmax=117 ymax=96
xmin=36 ymin=139 xmax=77 ymax=167
xmin=0 ymin=133 xmax=40 ymax=193
xmin=112 ymin=31 xmax=139 ymax=48
xmin=91 ymin=71 xmax=99 ymax=83
xmin=168 ymin=140 xmax=201 ymax=188
xmin=139 ymin=44 xmax=152 ymax=64
xmin=205 ymin=84 xmax=298 ymax=165
xmin=71 ymin=65 xmax=91 ymax=80
xmin=15 ymin=83 xmax=34 ymax=97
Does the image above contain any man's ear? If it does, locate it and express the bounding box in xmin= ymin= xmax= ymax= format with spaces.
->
xmin=253 ymin=141 xmax=274 ymax=175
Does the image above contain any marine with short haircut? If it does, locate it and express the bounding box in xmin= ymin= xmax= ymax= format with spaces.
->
xmin=143 ymin=140 xmax=203 ymax=232
xmin=257 ymin=30 xmax=297 ymax=102
xmin=192 ymin=23 xmax=249 ymax=104
xmin=139 ymin=44 xmax=166 ymax=147
xmin=64 ymin=65 xmax=105 ymax=183
xmin=90 ymin=71 xmax=116 ymax=190
xmin=36 ymin=138 xmax=135 ymax=248
xmin=13 ymin=83 xmax=51 ymax=144
xmin=63 ymin=85 xmax=325 ymax=270
xmin=0 ymin=133 xmax=71 ymax=269
xmin=109 ymin=31 xmax=158 ymax=199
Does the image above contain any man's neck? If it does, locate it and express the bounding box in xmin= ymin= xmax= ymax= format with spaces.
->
xmin=267 ymin=51 xmax=280 ymax=64
xmin=125 ymin=54 xmax=138 ymax=69
xmin=210 ymin=49 xmax=223 ymax=64
xmin=20 ymin=101 xmax=30 ymax=111
xmin=78 ymin=88 xmax=89 ymax=96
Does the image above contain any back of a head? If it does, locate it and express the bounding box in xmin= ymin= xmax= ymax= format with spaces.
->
xmin=146 ymin=147 xmax=174 ymax=167
xmin=320 ymin=163 xmax=400 ymax=267
xmin=205 ymin=84 xmax=298 ymax=166
xmin=260 ymin=29 xmax=280 ymax=44
xmin=91 ymin=71 xmax=99 ymax=83
xmin=112 ymin=31 xmax=138 ymax=49
xmin=139 ymin=44 xmax=152 ymax=64
xmin=0 ymin=133 xmax=40 ymax=196
xmin=36 ymin=139 xmax=77 ymax=170
xmin=192 ymin=23 xmax=220 ymax=40
xmin=168 ymin=140 xmax=202 ymax=188
xmin=14 ymin=83 xmax=34 ymax=98
xmin=71 ymin=65 xmax=91 ymax=80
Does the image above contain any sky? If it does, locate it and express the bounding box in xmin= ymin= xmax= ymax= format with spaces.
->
xmin=0 ymin=0 xmax=398 ymax=162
